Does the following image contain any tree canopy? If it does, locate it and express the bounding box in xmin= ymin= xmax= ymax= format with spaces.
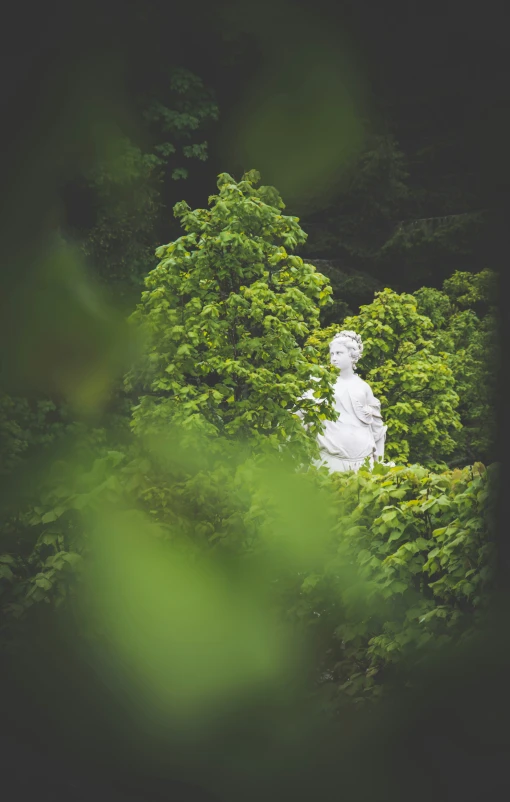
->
xmin=126 ymin=170 xmax=336 ymax=462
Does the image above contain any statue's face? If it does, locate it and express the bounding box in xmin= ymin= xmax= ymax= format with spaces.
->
xmin=330 ymin=343 xmax=352 ymax=371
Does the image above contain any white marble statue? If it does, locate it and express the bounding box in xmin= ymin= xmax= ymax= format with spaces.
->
xmin=303 ymin=330 xmax=388 ymax=473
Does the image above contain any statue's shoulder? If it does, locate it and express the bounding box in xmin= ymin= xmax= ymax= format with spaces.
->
xmin=343 ymin=376 xmax=369 ymax=403
xmin=353 ymin=375 xmax=370 ymax=392
xmin=353 ymin=375 xmax=379 ymax=402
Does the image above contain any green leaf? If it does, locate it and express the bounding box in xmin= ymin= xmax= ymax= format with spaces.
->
xmin=41 ymin=507 xmax=66 ymax=524
xmin=35 ymin=576 xmax=52 ymax=590
xmin=389 ymin=581 xmax=408 ymax=595
xmin=0 ymin=565 xmax=15 ymax=580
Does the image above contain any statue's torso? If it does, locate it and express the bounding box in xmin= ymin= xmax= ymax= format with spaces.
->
xmin=332 ymin=376 xmax=369 ymax=428
xmin=317 ymin=375 xmax=379 ymax=461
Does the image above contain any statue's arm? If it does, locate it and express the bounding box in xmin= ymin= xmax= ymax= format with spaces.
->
xmin=365 ymin=384 xmax=387 ymax=460
xmin=349 ymin=381 xmax=387 ymax=460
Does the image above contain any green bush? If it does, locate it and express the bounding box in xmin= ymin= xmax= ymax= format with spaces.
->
xmin=414 ymin=269 xmax=499 ymax=465
xmin=1 ymin=440 xmax=496 ymax=713
xmin=0 ymin=394 xmax=85 ymax=476
xmin=288 ymin=461 xmax=497 ymax=708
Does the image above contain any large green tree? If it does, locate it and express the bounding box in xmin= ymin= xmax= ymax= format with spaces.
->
xmin=125 ymin=170 xmax=336 ymax=463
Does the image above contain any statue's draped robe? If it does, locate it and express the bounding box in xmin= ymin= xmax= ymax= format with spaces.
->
xmin=303 ymin=376 xmax=387 ymax=472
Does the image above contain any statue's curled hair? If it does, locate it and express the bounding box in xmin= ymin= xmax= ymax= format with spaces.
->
xmin=329 ymin=330 xmax=363 ymax=367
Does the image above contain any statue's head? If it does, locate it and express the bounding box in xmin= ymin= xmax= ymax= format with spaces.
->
xmin=329 ymin=330 xmax=363 ymax=371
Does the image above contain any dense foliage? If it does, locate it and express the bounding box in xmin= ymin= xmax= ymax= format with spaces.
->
xmin=0 ymin=169 xmax=498 ymax=725
xmin=0 ymin=439 xmax=496 ymax=717
xmin=125 ymin=170 xmax=336 ymax=461
xmin=0 ymin=6 xmax=504 ymax=799
xmin=293 ymin=461 xmax=496 ymax=708
xmin=414 ymin=269 xmax=498 ymax=465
